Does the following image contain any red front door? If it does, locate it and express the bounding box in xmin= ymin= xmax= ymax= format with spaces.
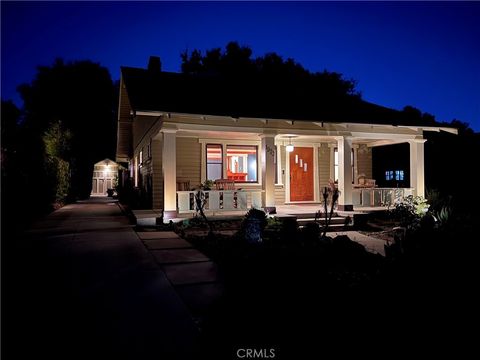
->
xmin=289 ymin=147 xmax=314 ymax=201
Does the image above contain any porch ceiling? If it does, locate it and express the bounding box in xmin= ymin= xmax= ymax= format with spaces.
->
xmin=176 ymin=129 xmax=408 ymax=146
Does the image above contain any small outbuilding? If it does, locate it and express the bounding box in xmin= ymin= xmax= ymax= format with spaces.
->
xmin=91 ymin=158 xmax=122 ymax=196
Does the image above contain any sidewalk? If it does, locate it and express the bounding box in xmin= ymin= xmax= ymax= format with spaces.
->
xmin=6 ymin=197 xmax=199 ymax=360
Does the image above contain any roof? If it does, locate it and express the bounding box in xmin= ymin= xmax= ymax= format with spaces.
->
xmin=121 ymin=66 xmax=440 ymax=127
xmin=94 ymin=158 xmax=125 ymax=169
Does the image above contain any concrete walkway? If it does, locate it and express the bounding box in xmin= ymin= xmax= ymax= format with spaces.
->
xmin=7 ymin=197 xmax=199 ymax=360
xmin=136 ymin=230 xmax=224 ymax=323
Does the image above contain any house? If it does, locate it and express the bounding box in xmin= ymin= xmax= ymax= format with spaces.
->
xmin=116 ymin=56 xmax=457 ymax=219
xmin=91 ymin=158 xmax=122 ymax=196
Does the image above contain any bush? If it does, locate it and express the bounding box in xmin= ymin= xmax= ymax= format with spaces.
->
xmin=390 ymin=195 xmax=429 ymax=229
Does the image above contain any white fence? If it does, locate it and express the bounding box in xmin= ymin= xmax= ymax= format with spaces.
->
xmin=177 ymin=190 xmax=263 ymax=213
xmin=352 ymin=187 xmax=414 ymax=207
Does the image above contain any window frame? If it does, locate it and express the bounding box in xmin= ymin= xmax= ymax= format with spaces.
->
xmin=206 ymin=143 xmax=224 ymax=181
xmin=226 ymin=144 xmax=259 ymax=183
xmin=334 ymin=147 xmax=355 ymax=183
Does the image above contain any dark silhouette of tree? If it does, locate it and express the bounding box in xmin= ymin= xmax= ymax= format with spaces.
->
xmin=17 ymin=58 xmax=116 ymax=200
xmin=180 ymin=41 xmax=359 ymax=98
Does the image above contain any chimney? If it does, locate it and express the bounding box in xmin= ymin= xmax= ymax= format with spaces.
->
xmin=148 ymin=56 xmax=161 ymax=73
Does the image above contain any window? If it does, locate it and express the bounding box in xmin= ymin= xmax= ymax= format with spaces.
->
xmin=385 ymin=170 xmax=394 ymax=181
xmin=139 ymin=150 xmax=143 ymax=166
xmin=134 ymin=156 xmax=138 ymax=187
xmin=206 ymin=144 xmax=223 ymax=181
xmin=147 ymin=139 xmax=152 ymax=158
xmin=395 ymin=170 xmax=404 ymax=181
xmin=226 ymin=145 xmax=258 ymax=182
xmin=334 ymin=148 xmax=354 ymax=183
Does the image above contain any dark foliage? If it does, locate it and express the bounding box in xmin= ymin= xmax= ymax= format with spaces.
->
xmin=1 ymin=60 xmax=116 ymax=239
xmin=17 ymin=58 xmax=116 ymax=200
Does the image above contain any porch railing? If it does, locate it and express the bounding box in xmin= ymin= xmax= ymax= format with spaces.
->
xmin=352 ymin=188 xmax=414 ymax=207
xmin=177 ymin=190 xmax=263 ymax=214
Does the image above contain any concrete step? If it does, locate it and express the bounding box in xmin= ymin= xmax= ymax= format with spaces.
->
xmin=297 ymin=216 xmax=347 ymax=226
xmin=292 ymin=212 xmax=338 ymax=219
xmin=298 ymin=223 xmax=350 ymax=231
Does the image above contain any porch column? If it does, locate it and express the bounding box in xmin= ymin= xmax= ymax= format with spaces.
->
xmin=337 ymin=136 xmax=353 ymax=211
xmin=409 ymin=139 xmax=426 ymax=197
xmin=261 ymin=133 xmax=276 ymax=213
xmin=162 ymin=128 xmax=177 ymax=219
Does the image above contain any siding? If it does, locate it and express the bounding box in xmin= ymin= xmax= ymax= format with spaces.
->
xmin=132 ymin=115 xmax=159 ymax=150
xmin=176 ymin=137 xmax=201 ymax=188
xmin=152 ymin=138 xmax=163 ymax=209
xmin=357 ymin=144 xmax=372 ymax=179
xmin=275 ymin=186 xmax=285 ymax=205
xmin=318 ymin=143 xmax=331 ymax=188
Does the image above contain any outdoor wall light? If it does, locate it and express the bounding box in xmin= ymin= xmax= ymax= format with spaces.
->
xmin=286 ymin=137 xmax=294 ymax=152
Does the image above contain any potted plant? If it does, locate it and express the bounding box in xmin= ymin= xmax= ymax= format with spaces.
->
xmin=201 ymin=179 xmax=214 ymax=191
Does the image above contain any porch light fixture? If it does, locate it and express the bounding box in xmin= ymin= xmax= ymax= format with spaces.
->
xmin=286 ymin=137 xmax=294 ymax=152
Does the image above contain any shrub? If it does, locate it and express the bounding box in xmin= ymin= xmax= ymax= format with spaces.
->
xmin=390 ymin=195 xmax=429 ymax=229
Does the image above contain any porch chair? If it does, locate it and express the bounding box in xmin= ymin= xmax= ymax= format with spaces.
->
xmin=176 ymin=179 xmax=191 ymax=191
xmin=214 ymin=179 xmax=235 ymax=190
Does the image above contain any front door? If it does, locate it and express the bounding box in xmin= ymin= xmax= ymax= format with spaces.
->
xmin=289 ymin=147 xmax=314 ymax=201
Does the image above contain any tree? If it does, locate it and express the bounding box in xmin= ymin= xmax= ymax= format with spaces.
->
xmin=180 ymin=41 xmax=360 ymax=98
xmin=18 ymin=58 xmax=116 ymax=199
xmin=43 ymin=121 xmax=72 ymax=202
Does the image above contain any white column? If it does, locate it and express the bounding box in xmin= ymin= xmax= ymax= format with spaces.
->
xmin=409 ymin=139 xmax=426 ymax=198
xmin=353 ymin=145 xmax=359 ymax=184
xmin=337 ymin=136 xmax=353 ymax=211
xmin=261 ymin=133 xmax=276 ymax=212
xmin=162 ymin=129 xmax=177 ymax=219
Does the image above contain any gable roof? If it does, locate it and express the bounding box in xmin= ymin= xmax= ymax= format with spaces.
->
xmin=121 ymin=66 xmax=438 ymax=127
xmin=94 ymin=158 xmax=125 ymax=169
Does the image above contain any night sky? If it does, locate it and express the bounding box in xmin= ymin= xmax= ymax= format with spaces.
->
xmin=2 ymin=1 xmax=479 ymax=130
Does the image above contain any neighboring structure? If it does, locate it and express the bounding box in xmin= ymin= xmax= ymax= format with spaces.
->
xmin=91 ymin=158 xmax=122 ymax=196
xmin=116 ymin=56 xmax=457 ymax=219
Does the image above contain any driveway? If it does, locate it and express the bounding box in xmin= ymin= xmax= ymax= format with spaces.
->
xmin=5 ymin=197 xmax=199 ymax=360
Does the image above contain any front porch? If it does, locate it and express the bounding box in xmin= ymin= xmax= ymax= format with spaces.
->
xmin=175 ymin=187 xmax=411 ymax=217
xmin=128 ymin=114 xmax=433 ymax=220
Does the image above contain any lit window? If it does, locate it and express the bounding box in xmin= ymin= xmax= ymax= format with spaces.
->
xmin=395 ymin=170 xmax=404 ymax=181
xmin=139 ymin=150 xmax=143 ymax=165
xmin=226 ymin=145 xmax=258 ymax=182
xmin=385 ymin=171 xmax=394 ymax=181
xmin=206 ymin=144 xmax=223 ymax=181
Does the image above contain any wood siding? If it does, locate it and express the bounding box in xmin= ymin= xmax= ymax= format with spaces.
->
xmin=152 ymin=139 xmax=163 ymax=209
xmin=357 ymin=144 xmax=372 ymax=179
xmin=318 ymin=143 xmax=331 ymax=188
xmin=132 ymin=115 xmax=161 ymax=151
xmin=275 ymin=186 xmax=285 ymax=205
xmin=176 ymin=137 xmax=201 ymax=188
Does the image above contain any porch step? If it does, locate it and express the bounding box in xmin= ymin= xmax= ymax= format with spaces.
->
xmin=297 ymin=216 xmax=348 ymax=226
xmin=132 ymin=209 xmax=163 ymax=226
xmin=293 ymin=212 xmax=339 ymax=220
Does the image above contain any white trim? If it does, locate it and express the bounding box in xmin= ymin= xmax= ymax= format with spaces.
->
xmin=313 ymin=144 xmax=320 ymax=203
xmin=329 ymin=144 xmax=335 ymax=181
xmin=199 ymin=139 xmax=263 ymax=185
xmin=275 ymin=144 xmax=283 ymax=186
xmin=285 ymin=142 xmax=318 ymax=203
xmin=136 ymin=111 xmax=164 ymax=117
xmin=353 ymin=145 xmax=359 ymax=184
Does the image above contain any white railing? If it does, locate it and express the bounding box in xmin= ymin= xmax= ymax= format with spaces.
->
xmin=177 ymin=190 xmax=263 ymax=214
xmin=352 ymin=188 xmax=414 ymax=207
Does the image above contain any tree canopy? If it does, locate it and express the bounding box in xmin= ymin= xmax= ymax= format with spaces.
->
xmin=181 ymin=41 xmax=360 ymax=99
xmin=17 ymin=58 xmax=116 ymax=199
